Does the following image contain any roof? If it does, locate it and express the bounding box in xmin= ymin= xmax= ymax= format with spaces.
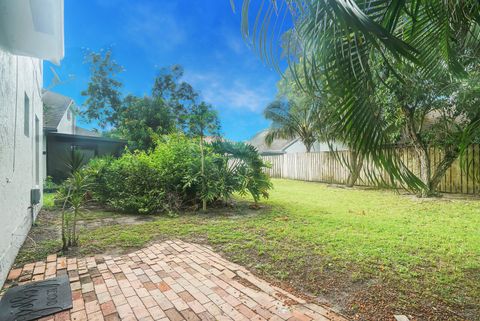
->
xmin=75 ymin=127 xmax=102 ymax=137
xmin=42 ymin=90 xmax=74 ymax=129
xmin=47 ymin=132 xmax=127 ymax=144
xmin=247 ymin=130 xmax=299 ymax=155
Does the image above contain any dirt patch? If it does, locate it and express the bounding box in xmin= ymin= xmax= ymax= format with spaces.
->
xmin=77 ymin=215 xmax=155 ymax=230
xmin=15 ymin=207 xmax=157 ymax=266
xmin=233 ymin=275 xmax=263 ymax=292
xmin=202 ymin=242 xmax=474 ymax=321
xmin=23 ymin=210 xmax=62 ymax=245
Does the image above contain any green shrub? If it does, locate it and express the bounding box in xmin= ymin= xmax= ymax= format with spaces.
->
xmin=84 ymin=135 xmax=271 ymax=214
xmin=43 ymin=176 xmax=59 ymax=192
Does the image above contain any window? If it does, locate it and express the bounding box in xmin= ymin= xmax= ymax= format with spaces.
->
xmin=24 ymin=93 xmax=30 ymax=137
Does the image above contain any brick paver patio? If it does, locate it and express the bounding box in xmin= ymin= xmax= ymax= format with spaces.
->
xmin=2 ymin=240 xmax=348 ymax=321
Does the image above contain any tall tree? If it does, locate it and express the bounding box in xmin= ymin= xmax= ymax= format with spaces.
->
xmin=152 ymin=65 xmax=199 ymax=130
xmin=238 ymin=0 xmax=480 ymax=191
xmin=81 ymin=50 xmax=124 ymax=128
xmin=276 ymin=63 xmax=367 ymax=186
xmin=118 ymin=95 xmax=176 ymax=151
xmin=186 ymin=102 xmax=221 ymax=211
xmin=377 ymin=57 xmax=480 ymax=196
xmin=82 ymin=50 xmax=207 ymax=151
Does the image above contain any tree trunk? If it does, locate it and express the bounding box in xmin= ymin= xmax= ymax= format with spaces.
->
xmin=429 ymin=147 xmax=460 ymax=193
xmin=416 ymin=145 xmax=432 ymax=197
xmin=305 ymin=142 xmax=312 ymax=153
xmin=72 ymin=207 xmax=78 ymax=246
xmin=61 ymin=187 xmax=72 ymax=251
xmin=61 ymin=210 xmax=67 ymax=250
xmin=200 ymin=136 xmax=207 ymax=212
xmin=402 ymin=107 xmax=433 ymax=197
xmin=405 ymin=118 xmax=460 ymax=196
xmin=346 ymin=149 xmax=364 ymax=187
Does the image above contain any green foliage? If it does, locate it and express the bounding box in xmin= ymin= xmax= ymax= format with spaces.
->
xmin=239 ymin=0 xmax=480 ymax=190
xmin=81 ymin=51 xmax=221 ymax=151
xmin=81 ymin=49 xmax=124 ymax=128
xmin=264 ymin=98 xmax=321 ymax=153
xmin=43 ymin=176 xmax=59 ymax=192
xmin=377 ymin=57 xmax=480 ymax=147
xmin=186 ymin=102 xmax=220 ymax=138
xmin=211 ymin=141 xmax=272 ymax=204
xmin=186 ymin=101 xmax=221 ymax=211
xmin=57 ymin=170 xmax=90 ymax=250
xmin=118 ymin=96 xmax=176 ymax=151
xmin=152 ymin=65 xmax=199 ymax=130
xmin=65 ymin=150 xmax=86 ymax=175
xmin=371 ymin=54 xmax=480 ymax=195
xmin=84 ymin=135 xmax=271 ymax=214
xmin=43 ymin=193 xmax=56 ymax=210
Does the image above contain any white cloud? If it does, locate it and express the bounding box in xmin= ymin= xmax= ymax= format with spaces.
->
xmin=124 ymin=3 xmax=187 ymax=51
xmin=185 ymin=72 xmax=273 ymax=113
xmin=225 ymin=34 xmax=247 ymax=55
xmin=95 ymin=1 xmax=187 ymax=52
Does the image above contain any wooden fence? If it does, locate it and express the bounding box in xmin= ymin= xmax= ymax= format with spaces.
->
xmin=262 ymin=145 xmax=480 ymax=194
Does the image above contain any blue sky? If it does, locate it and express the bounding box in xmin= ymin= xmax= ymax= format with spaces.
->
xmin=44 ymin=0 xmax=284 ymax=141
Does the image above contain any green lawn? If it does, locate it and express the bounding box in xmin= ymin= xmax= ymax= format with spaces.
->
xmin=19 ymin=180 xmax=480 ymax=320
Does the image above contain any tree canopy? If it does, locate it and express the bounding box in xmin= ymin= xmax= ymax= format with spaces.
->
xmin=238 ymin=0 xmax=480 ymax=191
xmin=81 ymin=50 xmax=221 ymax=151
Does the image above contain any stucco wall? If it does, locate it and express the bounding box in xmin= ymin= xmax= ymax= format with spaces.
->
xmin=283 ymin=140 xmax=348 ymax=154
xmin=312 ymin=141 xmax=348 ymax=152
xmin=283 ymin=140 xmax=308 ymax=153
xmin=56 ymin=107 xmax=75 ymax=134
xmin=0 ymin=49 xmax=43 ymax=286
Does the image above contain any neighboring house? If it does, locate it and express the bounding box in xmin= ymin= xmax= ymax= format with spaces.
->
xmin=43 ymin=90 xmax=126 ymax=182
xmin=0 ymin=1 xmax=64 ymax=286
xmin=248 ymin=129 xmax=347 ymax=155
xmin=43 ymin=89 xmax=76 ymax=135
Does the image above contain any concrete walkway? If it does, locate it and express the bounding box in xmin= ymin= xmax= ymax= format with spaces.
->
xmin=2 ymin=240 xmax=348 ymax=321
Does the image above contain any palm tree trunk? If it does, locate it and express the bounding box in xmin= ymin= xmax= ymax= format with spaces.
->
xmin=72 ymin=207 xmax=78 ymax=246
xmin=346 ymin=149 xmax=364 ymax=187
xmin=200 ymin=136 xmax=207 ymax=212
xmin=61 ymin=187 xmax=72 ymax=251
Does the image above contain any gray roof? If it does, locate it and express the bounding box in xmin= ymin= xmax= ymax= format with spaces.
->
xmin=247 ymin=130 xmax=298 ymax=155
xmin=42 ymin=90 xmax=74 ymax=129
xmin=75 ymin=127 xmax=102 ymax=137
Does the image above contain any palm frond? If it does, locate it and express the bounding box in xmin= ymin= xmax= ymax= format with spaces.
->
xmin=239 ymin=0 xmax=480 ymax=190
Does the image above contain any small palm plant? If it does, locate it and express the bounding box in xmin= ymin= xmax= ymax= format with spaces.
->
xmin=211 ymin=141 xmax=272 ymax=207
xmin=57 ymin=150 xmax=90 ymax=250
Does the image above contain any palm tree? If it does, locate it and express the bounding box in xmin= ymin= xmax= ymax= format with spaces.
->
xmin=210 ymin=140 xmax=272 ymax=206
xmin=236 ymin=0 xmax=480 ymax=190
xmin=264 ymin=99 xmax=321 ymax=152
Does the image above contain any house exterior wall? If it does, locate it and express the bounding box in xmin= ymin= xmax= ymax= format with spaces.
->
xmin=46 ymin=134 xmax=126 ymax=182
xmin=312 ymin=141 xmax=348 ymax=152
xmin=56 ymin=107 xmax=75 ymax=134
xmin=0 ymin=49 xmax=43 ymax=286
xmin=283 ymin=140 xmax=348 ymax=154
xmin=283 ymin=140 xmax=308 ymax=153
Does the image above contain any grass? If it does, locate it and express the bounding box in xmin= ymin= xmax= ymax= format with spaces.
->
xmin=18 ymin=180 xmax=480 ymax=320
xmin=43 ymin=192 xmax=56 ymax=210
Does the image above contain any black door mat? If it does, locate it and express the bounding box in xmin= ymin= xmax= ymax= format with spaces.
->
xmin=0 ymin=275 xmax=72 ymax=321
